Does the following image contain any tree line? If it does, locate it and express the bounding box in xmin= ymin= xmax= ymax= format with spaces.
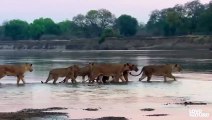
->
xmin=0 ymin=9 xmax=138 ymax=41
xmin=0 ymin=0 xmax=211 ymax=41
xmin=146 ymin=0 xmax=212 ymax=36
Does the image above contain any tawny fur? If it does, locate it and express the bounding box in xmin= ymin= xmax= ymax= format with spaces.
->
xmin=0 ymin=63 xmax=33 ymax=85
xmin=130 ymin=64 xmax=182 ymax=82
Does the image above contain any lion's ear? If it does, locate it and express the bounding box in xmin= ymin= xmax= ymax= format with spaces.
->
xmin=175 ymin=64 xmax=178 ymax=67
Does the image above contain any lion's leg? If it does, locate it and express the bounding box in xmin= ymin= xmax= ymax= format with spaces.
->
xmin=61 ymin=75 xmax=75 ymax=83
xmin=98 ymin=75 xmax=105 ymax=83
xmin=63 ymin=77 xmax=69 ymax=83
xmin=59 ymin=79 xmax=66 ymax=83
xmin=167 ymin=74 xmax=176 ymax=81
xmin=70 ymin=75 xmax=77 ymax=84
xmin=17 ymin=76 xmax=21 ymax=85
xmin=123 ymin=72 xmax=129 ymax=82
xmin=113 ymin=75 xmax=120 ymax=83
xmin=96 ymin=76 xmax=100 ymax=83
xmin=139 ymin=74 xmax=146 ymax=81
xmin=90 ymin=72 xmax=99 ymax=83
xmin=52 ymin=76 xmax=59 ymax=84
xmin=102 ymin=76 xmax=109 ymax=83
xmin=119 ymin=75 xmax=126 ymax=82
xmin=81 ymin=75 xmax=86 ymax=83
xmin=147 ymin=75 xmax=152 ymax=82
xmin=74 ymin=73 xmax=78 ymax=83
xmin=20 ymin=75 xmax=25 ymax=84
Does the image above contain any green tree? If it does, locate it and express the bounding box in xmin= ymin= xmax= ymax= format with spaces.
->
xmin=85 ymin=10 xmax=101 ymax=37
xmin=198 ymin=2 xmax=212 ymax=33
xmin=4 ymin=20 xmax=29 ymax=40
xmin=146 ymin=1 xmax=206 ymax=36
xmin=72 ymin=14 xmax=89 ymax=37
xmin=163 ymin=8 xmax=183 ymax=35
xmin=30 ymin=18 xmax=60 ymax=39
xmin=73 ymin=9 xmax=116 ymax=38
xmin=184 ymin=0 xmax=205 ymax=34
xmin=97 ymin=9 xmax=116 ymax=30
xmin=99 ymin=28 xmax=117 ymax=44
xmin=146 ymin=10 xmax=164 ymax=36
xmin=117 ymin=15 xmax=138 ymax=36
xmin=0 ymin=26 xmax=4 ymax=40
xmin=85 ymin=9 xmax=115 ymax=37
xmin=58 ymin=20 xmax=78 ymax=36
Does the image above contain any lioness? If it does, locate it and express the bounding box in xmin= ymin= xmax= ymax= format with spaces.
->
xmin=97 ymin=64 xmax=139 ymax=83
xmin=41 ymin=65 xmax=80 ymax=84
xmin=0 ymin=63 xmax=33 ymax=85
xmin=59 ymin=63 xmax=93 ymax=83
xmin=130 ymin=64 xmax=182 ymax=82
xmin=89 ymin=63 xmax=132 ymax=83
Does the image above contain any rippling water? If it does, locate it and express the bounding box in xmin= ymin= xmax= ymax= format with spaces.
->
xmin=0 ymin=50 xmax=211 ymax=119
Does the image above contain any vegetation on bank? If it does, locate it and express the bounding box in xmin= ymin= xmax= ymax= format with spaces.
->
xmin=0 ymin=0 xmax=212 ymax=42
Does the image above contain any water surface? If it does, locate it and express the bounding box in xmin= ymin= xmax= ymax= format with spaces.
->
xmin=0 ymin=50 xmax=211 ymax=119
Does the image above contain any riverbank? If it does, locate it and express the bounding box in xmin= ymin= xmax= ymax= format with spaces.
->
xmin=0 ymin=35 xmax=211 ymax=50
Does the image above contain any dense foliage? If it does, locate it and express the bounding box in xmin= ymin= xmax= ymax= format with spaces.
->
xmin=117 ymin=15 xmax=138 ymax=36
xmin=0 ymin=0 xmax=212 ymax=41
xmin=146 ymin=0 xmax=212 ymax=36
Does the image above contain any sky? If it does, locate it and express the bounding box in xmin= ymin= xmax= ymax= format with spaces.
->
xmin=0 ymin=0 xmax=210 ymax=24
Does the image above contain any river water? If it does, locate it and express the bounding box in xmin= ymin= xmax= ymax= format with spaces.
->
xmin=0 ymin=50 xmax=211 ymax=119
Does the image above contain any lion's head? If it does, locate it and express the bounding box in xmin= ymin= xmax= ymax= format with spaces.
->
xmin=24 ymin=63 xmax=33 ymax=72
xmin=127 ymin=63 xmax=139 ymax=72
xmin=171 ymin=64 xmax=182 ymax=72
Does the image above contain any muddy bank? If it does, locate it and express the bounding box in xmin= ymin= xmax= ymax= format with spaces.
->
xmin=85 ymin=117 xmax=128 ymax=120
xmin=176 ymin=101 xmax=207 ymax=106
xmin=0 ymin=35 xmax=211 ymax=50
xmin=0 ymin=107 xmax=128 ymax=120
xmin=0 ymin=107 xmax=68 ymax=120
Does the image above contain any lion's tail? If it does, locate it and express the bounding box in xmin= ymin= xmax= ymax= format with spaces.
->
xmin=129 ymin=68 xmax=143 ymax=76
xmin=41 ymin=73 xmax=52 ymax=84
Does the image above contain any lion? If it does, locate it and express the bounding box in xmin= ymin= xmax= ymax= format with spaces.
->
xmin=97 ymin=63 xmax=139 ymax=83
xmin=41 ymin=65 xmax=80 ymax=84
xmin=89 ymin=63 xmax=133 ymax=83
xmin=130 ymin=64 xmax=182 ymax=82
xmin=59 ymin=63 xmax=93 ymax=83
xmin=0 ymin=63 xmax=33 ymax=85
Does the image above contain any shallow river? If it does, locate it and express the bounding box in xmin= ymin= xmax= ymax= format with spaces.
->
xmin=0 ymin=50 xmax=211 ymax=119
